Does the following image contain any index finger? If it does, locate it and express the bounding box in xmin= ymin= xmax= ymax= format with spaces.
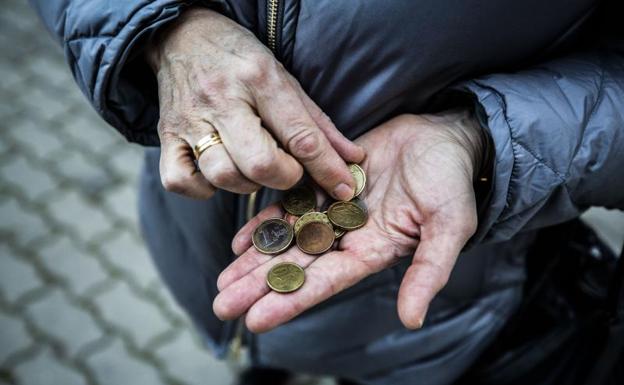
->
xmin=251 ymin=77 xmax=357 ymax=201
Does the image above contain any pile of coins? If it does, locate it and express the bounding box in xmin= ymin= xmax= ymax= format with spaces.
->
xmin=252 ymin=164 xmax=368 ymax=293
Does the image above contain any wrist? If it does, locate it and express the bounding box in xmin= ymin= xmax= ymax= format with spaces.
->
xmin=424 ymin=109 xmax=485 ymax=181
xmin=144 ymin=7 xmax=219 ymax=72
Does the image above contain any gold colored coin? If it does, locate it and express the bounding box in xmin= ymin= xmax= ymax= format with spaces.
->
xmin=282 ymin=185 xmax=316 ymax=216
xmin=266 ymin=262 xmax=305 ymax=293
xmin=252 ymin=218 xmax=294 ymax=254
xmin=296 ymin=221 xmax=335 ymax=255
xmin=327 ymin=201 xmax=367 ymax=230
xmin=294 ymin=211 xmax=331 ymax=234
xmin=349 ymin=164 xmax=366 ymax=197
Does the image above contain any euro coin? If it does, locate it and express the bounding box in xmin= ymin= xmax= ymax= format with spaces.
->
xmin=349 ymin=164 xmax=366 ymax=197
xmin=267 ymin=262 xmax=305 ymax=293
xmin=294 ymin=211 xmax=331 ymax=235
xmin=282 ymin=185 xmax=316 ymax=216
xmin=296 ymin=221 xmax=335 ymax=255
xmin=252 ymin=218 xmax=294 ymax=254
xmin=327 ymin=201 xmax=367 ymax=230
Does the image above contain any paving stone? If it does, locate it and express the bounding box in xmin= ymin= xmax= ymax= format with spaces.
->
xmin=93 ymin=282 xmax=170 ymax=348
xmin=27 ymin=53 xmax=73 ymax=90
xmin=26 ymin=289 xmax=103 ymax=358
xmin=0 ymin=57 xmax=28 ymax=93
xmin=0 ymin=138 xmax=9 ymax=155
xmin=0 ymin=198 xmax=49 ymax=245
xmin=0 ymin=313 xmax=33 ymax=363
xmin=38 ymin=237 xmax=108 ymax=294
xmin=14 ymin=348 xmax=86 ymax=385
xmin=47 ymin=191 xmax=112 ymax=242
xmin=0 ymin=156 xmax=58 ymax=201
xmin=99 ymin=232 xmax=160 ymax=289
xmin=8 ymin=118 xmax=66 ymax=160
xmin=0 ymin=2 xmax=39 ymax=36
xmin=156 ymin=329 xmax=233 ymax=385
xmin=152 ymin=282 xmax=187 ymax=321
xmin=19 ymin=87 xmax=70 ymax=122
xmin=62 ymin=113 xmax=123 ymax=156
xmin=0 ymin=245 xmax=42 ymax=303
xmin=86 ymin=338 xmax=165 ymax=385
xmin=54 ymin=150 xmax=116 ymax=196
xmin=108 ymin=144 xmax=144 ymax=181
xmin=102 ymin=183 xmax=138 ymax=225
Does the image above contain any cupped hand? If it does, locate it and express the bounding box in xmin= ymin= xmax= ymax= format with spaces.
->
xmin=212 ymin=112 xmax=484 ymax=332
xmin=146 ymin=8 xmax=364 ymax=200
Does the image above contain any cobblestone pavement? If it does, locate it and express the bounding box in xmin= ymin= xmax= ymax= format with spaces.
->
xmin=0 ymin=1 xmax=238 ymax=384
xmin=0 ymin=2 xmax=623 ymax=385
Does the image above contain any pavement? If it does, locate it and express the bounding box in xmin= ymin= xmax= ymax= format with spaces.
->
xmin=0 ymin=1 xmax=622 ymax=385
xmin=0 ymin=1 xmax=235 ymax=384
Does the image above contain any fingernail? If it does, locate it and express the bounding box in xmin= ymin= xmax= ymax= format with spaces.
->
xmin=416 ymin=311 xmax=428 ymax=329
xmin=333 ymin=183 xmax=354 ymax=201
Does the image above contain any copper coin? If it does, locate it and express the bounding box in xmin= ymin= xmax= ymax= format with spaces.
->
xmin=296 ymin=221 xmax=335 ymax=255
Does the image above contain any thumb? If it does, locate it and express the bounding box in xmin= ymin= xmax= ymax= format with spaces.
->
xmin=397 ymin=219 xmax=474 ymax=329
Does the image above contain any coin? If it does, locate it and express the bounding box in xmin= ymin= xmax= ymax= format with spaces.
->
xmin=266 ymin=262 xmax=305 ymax=293
xmin=327 ymin=201 xmax=367 ymax=230
xmin=296 ymin=221 xmax=335 ymax=255
xmin=334 ymin=227 xmax=346 ymax=239
xmin=252 ymin=218 xmax=294 ymax=254
xmin=282 ymin=185 xmax=316 ymax=216
xmin=349 ymin=164 xmax=366 ymax=197
xmin=294 ymin=211 xmax=331 ymax=234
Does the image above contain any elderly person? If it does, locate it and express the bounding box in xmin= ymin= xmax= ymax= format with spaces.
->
xmin=31 ymin=0 xmax=623 ymax=384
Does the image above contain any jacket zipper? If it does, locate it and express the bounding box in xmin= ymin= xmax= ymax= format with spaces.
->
xmin=247 ymin=0 xmax=281 ymax=216
xmin=267 ymin=0 xmax=280 ymax=53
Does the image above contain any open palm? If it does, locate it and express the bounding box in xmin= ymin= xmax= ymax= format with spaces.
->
xmin=213 ymin=113 xmax=481 ymax=332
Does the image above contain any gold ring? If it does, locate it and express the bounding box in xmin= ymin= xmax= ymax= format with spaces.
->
xmin=193 ymin=132 xmax=222 ymax=159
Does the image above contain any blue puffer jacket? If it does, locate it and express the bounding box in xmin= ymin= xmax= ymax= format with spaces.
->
xmin=30 ymin=0 xmax=624 ymax=384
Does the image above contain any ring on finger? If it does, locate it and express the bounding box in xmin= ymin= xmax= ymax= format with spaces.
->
xmin=194 ymin=132 xmax=223 ymax=159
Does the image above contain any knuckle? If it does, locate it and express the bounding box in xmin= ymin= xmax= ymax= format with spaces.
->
xmin=288 ymin=128 xmax=323 ymax=161
xmin=238 ymin=56 xmax=272 ymax=86
xmin=213 ymin=297 xmax=233 ymax=319
xmin=211 ymin=164 xmax=240 ymax=187
xmin=247 ymin=153 xmax=275 ymax=180
xmin=161 ymin=173 xmax=185 ymax=194
xmin=197 ymin=75 xmax=227 ymax=93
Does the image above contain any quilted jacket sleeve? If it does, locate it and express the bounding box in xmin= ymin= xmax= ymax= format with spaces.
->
xmin=460 ymin=40 xmax=624 ymax=243
xmin=29 ymin=0 xmax=231 ymax=145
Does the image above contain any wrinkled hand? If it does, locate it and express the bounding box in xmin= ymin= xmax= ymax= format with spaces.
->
xmin=146 ymin=8 xmax=364 ymax=200
xmin=213 ymin=112 xmax=484 ymax=332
